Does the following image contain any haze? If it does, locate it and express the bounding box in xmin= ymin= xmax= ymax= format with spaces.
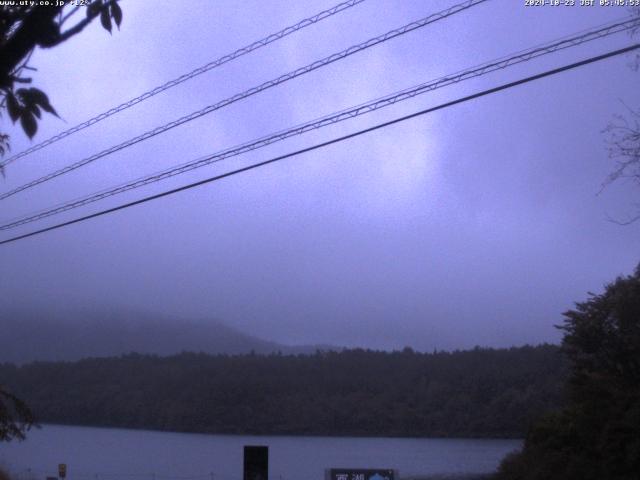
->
xmin=0 ymin=0 xmax=638 ymax=352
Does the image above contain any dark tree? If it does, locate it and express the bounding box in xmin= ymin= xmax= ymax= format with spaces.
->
xmin=0 ymin=385 xmax=35 ymax=441
xmin=603 ymin=107 xmax=640 ymax=224
xmin=0 ymin=0 xmax=122 ymax=150
xmin=601 ymin=7 xmax=640 ymax=224
xmin=496 ymin=265 xmax=640 ymax=480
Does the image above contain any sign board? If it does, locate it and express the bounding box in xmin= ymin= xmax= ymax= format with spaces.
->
xmin=58 ymin=464 xmax=67 ymax=479
xmin=327 ymin=469 xmax=396 ymax=480
xmin=243 ymin=445 xmax=268 ymax=480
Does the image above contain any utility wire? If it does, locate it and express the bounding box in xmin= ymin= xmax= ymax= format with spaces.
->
xmin=1 ymin=16 xmax=637 ymax=231
xmin=0 ymin=0 xmax=366 ymax=168
xmin=0 ymin=0 xmax=489 ymax=201
xmin=1 ymin=43 xmax=637 ymax=247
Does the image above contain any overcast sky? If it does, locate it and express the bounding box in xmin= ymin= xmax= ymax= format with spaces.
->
xmin=0 ymin=0 xmax=638 ymax=351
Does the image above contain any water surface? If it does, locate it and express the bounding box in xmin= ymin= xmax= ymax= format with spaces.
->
xmin=1 ymin=425 xmax=521 ymax=480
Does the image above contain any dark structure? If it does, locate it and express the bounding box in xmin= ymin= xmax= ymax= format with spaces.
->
xmin=243 ymin=445 xmax=268 ymax=480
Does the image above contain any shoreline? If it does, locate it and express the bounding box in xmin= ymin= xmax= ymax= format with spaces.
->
xmin=32 ymin=422 xmax=524 ymax=442
xmin=405 ymin=476 xmax=492 ymax=480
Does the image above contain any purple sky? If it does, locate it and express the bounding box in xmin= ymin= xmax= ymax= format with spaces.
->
xmin=1 ymin=0 xmax=639 ymax=350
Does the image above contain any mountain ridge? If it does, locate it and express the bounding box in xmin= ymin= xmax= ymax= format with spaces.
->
xmin=1 ymin=307 xmax=337 ymax=364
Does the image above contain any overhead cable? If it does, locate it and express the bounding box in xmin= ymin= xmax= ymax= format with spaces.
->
xmin=1 ymin=43 xmax=637 ymax=246
xmin=1 ymin=16 xmax=637 ymax=231
xmin=0 ymin=0 xmax=366 ymax=168
xmin=0 ymin=0 xmax=489 ymax=201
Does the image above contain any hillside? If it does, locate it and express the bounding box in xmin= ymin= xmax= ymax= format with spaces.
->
xmin=1 ymin=345 xmax=566 ymax=438
xmin=0 ymin=308 xmax=331 ymax=363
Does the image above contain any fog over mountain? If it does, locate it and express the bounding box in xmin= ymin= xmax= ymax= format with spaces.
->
xmin=1 ymin=1 xmax=638 ymax=354
xmin=1 ymin=308 xmax=336 ymax=364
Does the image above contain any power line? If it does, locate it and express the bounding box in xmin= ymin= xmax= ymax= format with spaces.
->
xmin=1 ymin=43 xmax=637 ymax=247
xmin=0 ymin=0 xmax=366 ymax=168
xmin=0 ymin=0 xmax=489 ymax=201
xmin=0 ymin=16 xmax=636 ymax=231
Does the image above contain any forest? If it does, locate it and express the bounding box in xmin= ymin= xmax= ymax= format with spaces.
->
xmin=0 ymin=344 xmax=564 ymax=439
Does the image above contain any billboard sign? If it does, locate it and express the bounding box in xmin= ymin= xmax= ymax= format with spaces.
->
xmin=328 ymin=469 xmax=395 ymax=480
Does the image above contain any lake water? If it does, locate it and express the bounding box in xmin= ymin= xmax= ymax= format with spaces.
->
xmin=1 ymin=425 xmax=521 ymax=480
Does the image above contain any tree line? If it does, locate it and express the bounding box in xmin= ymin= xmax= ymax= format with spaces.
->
xmin=0 ymin=344 xmax=564 ymax=439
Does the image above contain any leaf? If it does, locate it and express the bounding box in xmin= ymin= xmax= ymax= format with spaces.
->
xmin=100 ymin=8 xmax=112 ymax=33
xmin=111 ymin=2 xmax=122 ymax=28
xmin=87 ymin=0 xmax=103 ymax=18
xmin=20 ymin=112 xmax=38 ymax=139
xmin=23 ymin=88 xmax=58 ymax=117
xmin=31 ymin=105 xmax=41 ymax=119
xmin=16 ymin=88 xmax=33 ymax=107
xmin=17 ymin=88 xmax=37 ymax=107
xmin=6 ymin=92 xmax=22 ymax=123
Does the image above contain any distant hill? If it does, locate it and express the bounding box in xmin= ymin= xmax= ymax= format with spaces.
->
xmin=0 ymin=308 xmax=335 ymax=363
